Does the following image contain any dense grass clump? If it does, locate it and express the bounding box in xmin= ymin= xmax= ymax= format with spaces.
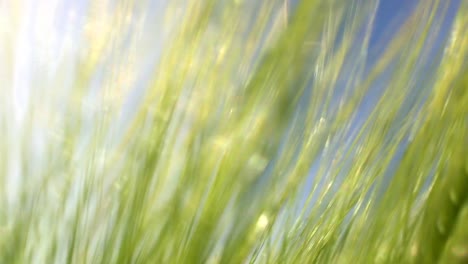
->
xmin=0 ymin=0 xmax=466 ymax=263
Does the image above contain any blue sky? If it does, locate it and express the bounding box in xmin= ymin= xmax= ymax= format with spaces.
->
xmin=370 ymin=0 xmax=419 ymax=47
xmin=370 ymin=0 xmax=460 ymax=52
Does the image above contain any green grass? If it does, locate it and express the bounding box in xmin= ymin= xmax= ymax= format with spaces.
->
xmin=0 ymin=0 xmax=466 ymax=263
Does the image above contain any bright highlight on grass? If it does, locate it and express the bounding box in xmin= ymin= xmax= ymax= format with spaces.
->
xmin=0 ymin=0 xmax=466 ymax=263
xmin=256 ymin=214 xmax=269 ymax=231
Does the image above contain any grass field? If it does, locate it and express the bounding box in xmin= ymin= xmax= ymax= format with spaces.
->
xmin=0 ymin=0 xmax=466 ymax=263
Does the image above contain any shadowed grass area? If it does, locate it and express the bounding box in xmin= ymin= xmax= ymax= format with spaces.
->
xmin=0 ymin=0 xmax=466 ymax=263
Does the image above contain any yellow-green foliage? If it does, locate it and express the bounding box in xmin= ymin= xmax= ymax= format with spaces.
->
xmin=0 ymin=0 xmax=466 ymax=263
